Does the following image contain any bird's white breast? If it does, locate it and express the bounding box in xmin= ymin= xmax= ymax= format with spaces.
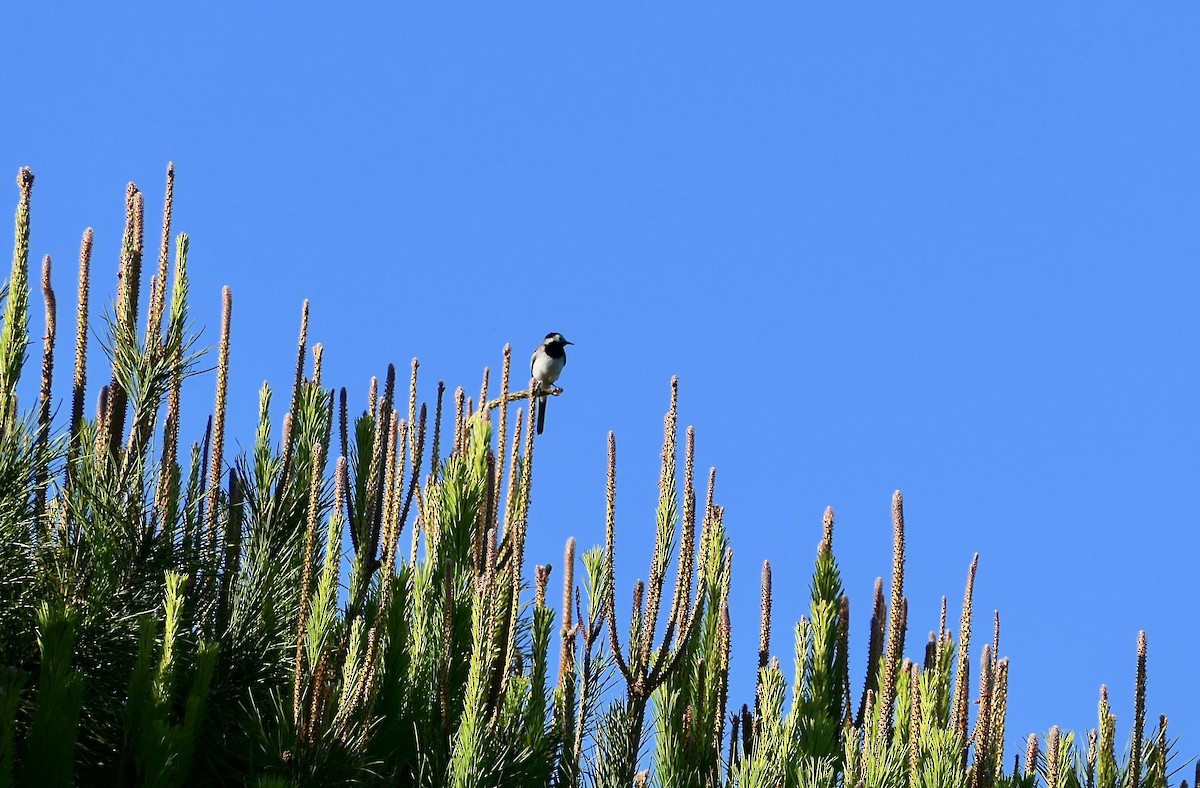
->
xmin=531 ymin=351 xmax=566 ymax=385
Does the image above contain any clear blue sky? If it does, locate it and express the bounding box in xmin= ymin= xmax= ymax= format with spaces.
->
xmin=5 ymin=3 xmax=1198 ymax=772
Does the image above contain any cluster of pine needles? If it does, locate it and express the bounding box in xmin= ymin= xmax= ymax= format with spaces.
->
xmin=0 ymin=166 xmax=1189 ymax=787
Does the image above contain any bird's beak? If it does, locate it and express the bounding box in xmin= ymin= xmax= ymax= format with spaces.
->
xmin=565 ymin=340 xmax=574 ymax=346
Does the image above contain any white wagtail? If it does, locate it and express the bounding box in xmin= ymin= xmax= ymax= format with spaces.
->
xmin=530 ymin=332 xmax=572 ymax=434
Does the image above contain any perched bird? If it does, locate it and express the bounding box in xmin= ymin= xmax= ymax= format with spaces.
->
xmin=530 ymin=332 xmax=572 ymax=435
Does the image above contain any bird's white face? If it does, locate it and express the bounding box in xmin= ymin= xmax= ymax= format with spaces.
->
xmin=544 ymin=332 xmax=572 ymax=346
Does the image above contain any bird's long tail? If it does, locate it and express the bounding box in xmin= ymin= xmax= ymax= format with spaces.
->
xmin=536 ymin=395 xmax=547 ymax=435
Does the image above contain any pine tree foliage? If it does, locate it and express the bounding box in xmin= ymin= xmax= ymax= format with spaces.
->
xmin=0 ymin=168 xmax=1188 ymax=786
